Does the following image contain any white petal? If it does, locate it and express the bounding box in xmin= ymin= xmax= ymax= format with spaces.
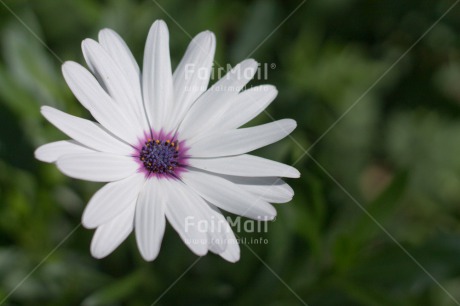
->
xmin=202 ymin=205 xmax=239 ymax=263
xmin=178 ymin=59 xmax=258 ymax=140
xmin=41 ymin=106 xmax=134 ymax=155
xmin=98 ymin=29 xmax=140 ymax=90
xmin=62 ymin=61 xmax=140 ymax=144
xmin=90 ymin=204 xmax=135 ymax=259
xmin=142 ymin=20 xmax=174 ymax=132
xmin=189 ymin=154 xmax=300 ymax=178
xmin=82 ymin=39 xmax=148 ymax=132
xmin=169 ymin=189 xmax=228 ymax=254
xmin=188 ymin=119 xmax=296 ymax=158
xmin=97 ymin=29 xmax=149 ymax=131
xmin=202 ymin=204 xmax=233 ymax=256
xmin=170 ymin=31 xmax=215 ymax=130
xmin=219 ymin=85 xmax=278 ymax=130
xmin=135 ymin=177 xmax=166 ymax=261
xmin=56 ymin=153 xmax=138 ymax=182
xmin=222 ymin=175 xmax=294 ymax=204
xmin=212 ymin=212 xmax=240 ymax=262
xmin=163 ymin=179 xmax=208 ymax=256
xmin=181 ymin=170 xmax=276 ymax=220
xmin=218 ymin=231 xmax=240 ymax=262
xmin=35 ymin=140 xmax=94 ymax=163
xmin=82 ymin=173 xmax=144 ymax=228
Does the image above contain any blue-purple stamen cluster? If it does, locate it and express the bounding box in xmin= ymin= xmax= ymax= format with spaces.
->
xmin=139 ymin=139 xmax=179 ymax=174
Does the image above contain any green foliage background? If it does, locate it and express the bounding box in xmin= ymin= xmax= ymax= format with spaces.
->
xmin=1 ymin=0 xmax=460 ymax=305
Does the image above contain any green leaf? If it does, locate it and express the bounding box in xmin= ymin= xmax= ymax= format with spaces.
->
xmin=82 ymin=271 xmax=143 ymax=306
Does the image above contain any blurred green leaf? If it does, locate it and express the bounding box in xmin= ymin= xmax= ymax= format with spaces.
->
xmin=82 ymin=271 xmax=144 ymax=306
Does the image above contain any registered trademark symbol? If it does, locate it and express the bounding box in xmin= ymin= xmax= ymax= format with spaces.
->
xmin=270 ymin=63 xmax=276 ymax=69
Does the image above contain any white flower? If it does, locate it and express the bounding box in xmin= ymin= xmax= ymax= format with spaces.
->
xmin=35 ymin=20 xmax=299 ymax=262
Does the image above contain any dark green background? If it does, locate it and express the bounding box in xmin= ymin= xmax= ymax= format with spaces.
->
xmin=1 ymin=0 xmax=460 ymax=305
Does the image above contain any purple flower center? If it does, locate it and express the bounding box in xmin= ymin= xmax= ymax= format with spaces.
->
xmin=139 ymin=139 xmax=180 ymax=174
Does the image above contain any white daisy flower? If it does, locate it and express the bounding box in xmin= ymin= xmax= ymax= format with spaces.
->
xmin=35 ymin=20 xmax=299 ymax=262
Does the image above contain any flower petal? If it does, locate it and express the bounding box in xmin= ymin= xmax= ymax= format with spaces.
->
xmin=208 ymin=205 xmax=240 ymax=262
xmin=170 ymin=31 xmax=215 ymax=130
xmin=178 ymin=59 xmax=258 ymax=140
xmin=189 ymin=154 xmax=300 ymax=178
xmin=188 ymin=119 xmax=296 ymax=158
xmin=181 ymin=170 xmax=276 ymax=220
xmin=35 ymin=140 xmax=94 ymax=163
xmin=202 ymin=204 xmax=233 ymax=256
xmin=62 ymin=61 xmax=140 ymax=144
xmin=218 ymin=232 xmax=240 ymax=263
xmin=90 ymin=204 xmax=135 ymax=259
xmin=82 ymin=39 xmax=148 ymax=132
xmin=135 ymin=177 xmax=166 ymax=261
xmin=82 ymin=173 xmax=144 ymax=228
xmin=164 ymin=179 xmax=208 ymax=256
xmin=169 ymin=187 xmax=228 ymax=254
xmin=219 ymin=85 xmax=278 ymax=130
xmin=142 ymin=20 xmax=174 ymax=132
xmin=98 ymin=29 xmax=140 ymax=91
xmin=221 ymin=175 xmax=294 ymax=204
xmin=97 ymin=29 xmax=149 ymax=131
xmin=41 ymin=106 xmax=134 ymax=155
xmin=57 ymin=153 xmax=138 ymax=182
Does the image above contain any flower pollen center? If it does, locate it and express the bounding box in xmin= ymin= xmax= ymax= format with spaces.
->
xmin=139 ymin=139 xmax=179 ymax=174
